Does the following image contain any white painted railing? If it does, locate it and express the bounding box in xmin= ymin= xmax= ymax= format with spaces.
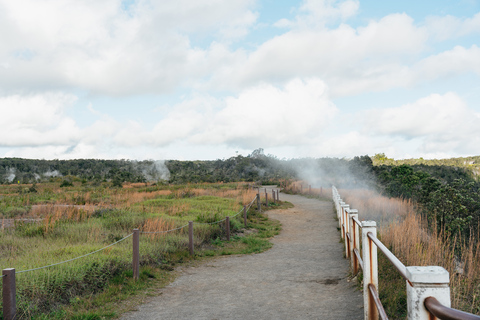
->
xmin=332 ymin=186 xmax=480 ymax=320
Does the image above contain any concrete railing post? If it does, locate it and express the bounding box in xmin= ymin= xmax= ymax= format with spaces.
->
xmin=3 ymin=268 xmax=16 ymax=320
xmin=337 ymin=199 xmax=343 ymax=228
xmin=362 ymin=221 xmax=378 ymax=320
xmin=243 ymin=205 xmax=247 ymax=227
xmin=133 ymin=229 xmax=139 ymax=281
xmin=349 ymin=210 xmax=360 ymax=274
xmin=340 ymin=203 xmax=349 ymax=239
xmin=188 ymin=221 xmax=194 ymax=255
xmin=226 ymin=216 xmax=230 ymax=241
xmin=406 ymin=267 xmax=450 ymax=320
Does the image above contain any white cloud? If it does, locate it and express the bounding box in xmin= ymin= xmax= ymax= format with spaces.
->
xmin=224 ymin=13 xmax=427 ymax=93
xmin=279 ymin=0 xmax=360 ymax=29
xmin=191 ymin=78 xmax=337 ymax=148
xmin=0 ymin=0 xmax=258 ymax=95
xmin=112 ymin=78 xmax=337 ymax=149
xmin=363 ymin=92 xmax=480 ymax=155
xmin=0 ymin=92 xmax=80 ymax=146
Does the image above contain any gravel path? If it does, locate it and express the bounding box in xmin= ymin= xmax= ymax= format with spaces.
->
xmin=120 ymin=190 xmax=363 ymax=320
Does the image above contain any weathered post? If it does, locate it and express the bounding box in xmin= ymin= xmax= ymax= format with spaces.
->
xmin=340 ymin=203 xmax=349 ymax=239
xmin=265 ymin=193 xmax=268 ymax=207
xmin=362 ymin=221 xmax=378 ymax=320
xmin=277 ymin=190 xmax=280 ymax=201
xmin=344 ymin=208 xmax=351 ymax=258
xmin=349 ymin=210 xmax=360 ymax=275
xmin=133 ymin=229 xmax=139 ymax=281
xmin=243 ymin=205 xmax=247 ymax=227
xmin=272 ymin=190 xmax=276 ymax=204
xmin=3 ymin=268 xmax=16 ymax=320
xmin=188 ymin=221 xmax=194 ymax=255
xmin=257 ymin=194 xmax=261 ymax=212
xmin=406 ymin=267 xmax=450 ymax=320
xmin=226 ymin=216 xmax=230 ymax=241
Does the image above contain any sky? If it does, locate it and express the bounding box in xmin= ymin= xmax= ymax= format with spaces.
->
xmin=1 ymin=0 xmax=480 ymax=161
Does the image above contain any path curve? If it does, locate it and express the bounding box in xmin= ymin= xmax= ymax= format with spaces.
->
xmin=121 ymin=190 xmax=363 ymax=320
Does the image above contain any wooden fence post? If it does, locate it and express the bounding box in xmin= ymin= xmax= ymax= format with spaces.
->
xmin=257 ymin=194 xmax=261 ymax=212
xmin=188 ymin=221 xmax=194 ymax=255
xmin=243 ymin=205 xmax=247 ymax=227
xmin=265 ymin=193 xmax=268 ymax=207
xmin=277 ymin=190 xmax=280 ymax=201
xmin=272 ymin=190 xmax=276 ymax=204
xmin=3 ymin=268 xmax=16 ymax=320
xmin=133 ymin=229 xmax=139 ymax=281
xmin=226 ymin=216 xmax=230 ymax=241
xmin=362 ymin=221 xmax=378 ymax=320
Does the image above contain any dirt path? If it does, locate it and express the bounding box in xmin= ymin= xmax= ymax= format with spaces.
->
xmin=120 ymin=190 xmax=363 ymax=320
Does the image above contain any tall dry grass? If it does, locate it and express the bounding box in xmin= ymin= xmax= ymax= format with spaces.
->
xmin=339 ymin=188 xmax=480 ymax=315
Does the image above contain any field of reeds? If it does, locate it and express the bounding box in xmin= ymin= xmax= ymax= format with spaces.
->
xmin=339 ymin=188 xmax=480 ymax=318
xmin=0 ymin=181 xmax=281 ymax=319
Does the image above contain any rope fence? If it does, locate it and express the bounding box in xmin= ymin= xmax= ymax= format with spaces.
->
xmin=1 ymin=190 xmax=279 ymax=320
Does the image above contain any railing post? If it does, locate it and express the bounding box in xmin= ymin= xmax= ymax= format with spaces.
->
xmin=272 ymin=190 xmax=276 ymax=204
xmin=340 ymin=203 xmax=349 ymax=239
xmin=265 ymin=193 xmax=268 ymax=207
xmin=226 ymin=216 xmax=230 ymax=241
xmin=3 ymin=268 xmax=16 ymax=320
xmin=243 ymin=205 xmax=247 ymax=227
xmin=257 ymin=194 xmax=261 ymax=212
xmin=277 ymin=190 xmax=280 ymax=201
xmin=347 ymin=209 xmax=358 ymax=262
xmin=406 ymin=266 xmax=450 ymax=320
xmin=188 ymin=221 xmax=194 ymax=255
xmin=349 ymin=210 xmax=360 ymax=275
xmin=362 ymin=221 xmax=378 ymax=320
xmin=344 ymin=208 xmax=351 ymax=258
xmin=337 ymin=199 xmax=342 ymax=227
xmin=133 ymin=229 xmax=139 ymax=281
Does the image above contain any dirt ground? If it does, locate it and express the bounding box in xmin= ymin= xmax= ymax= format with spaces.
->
xmin=120 ymin=190 xmax=363 ymax=320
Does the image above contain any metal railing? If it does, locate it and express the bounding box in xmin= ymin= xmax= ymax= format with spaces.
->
xmin=332 ymin=186 xmax=480 ymax=320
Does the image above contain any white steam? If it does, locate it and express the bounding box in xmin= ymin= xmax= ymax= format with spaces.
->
xmin=137 ymin=160 xmax=170 ymax=181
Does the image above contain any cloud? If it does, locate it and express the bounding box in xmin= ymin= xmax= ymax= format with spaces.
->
xmin=0 ymin=0 xmax=258 ymax=95
xmin=192 ymin=78 xmax=337 ymax=148
xmin=363 ymin=92 xmax=480 ymax=155
xmin=112 ymin=78 xmax=338 ymax=150
xmin=0 ymin=92 xmax=80 ymax=146
xmin=277 ymin=0 xmax=360 ymax=29
xmin=223 ymin=12 xmax=427 ymax=93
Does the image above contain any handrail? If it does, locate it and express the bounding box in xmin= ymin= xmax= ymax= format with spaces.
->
xmin=353 ymin=248 xmax=363 ymax=270
xmin=367 ymin=231 xmax=409 ymax=283
xmin=352 ymin=216 xmax=361 ymax=227
xmin=424 ymin=297 xmax=480 ymax=320
xmin=333 ymin=186 xmax=480 ymax=320
xmin=368 ymin=284 xmax=389 ymax=320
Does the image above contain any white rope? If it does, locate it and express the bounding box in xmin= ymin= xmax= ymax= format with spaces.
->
xmin=16 ymin=233 xmax=133 ymax=274
xmin=140 ymin=223 xmax=189 ymax=234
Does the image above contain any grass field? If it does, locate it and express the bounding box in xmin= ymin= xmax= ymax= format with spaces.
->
xmin=0 ymin=181 xmax=285 ymax=319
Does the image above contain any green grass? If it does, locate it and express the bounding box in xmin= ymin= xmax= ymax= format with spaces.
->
xmin=0 ymin=182 xmax=285 ymax=319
